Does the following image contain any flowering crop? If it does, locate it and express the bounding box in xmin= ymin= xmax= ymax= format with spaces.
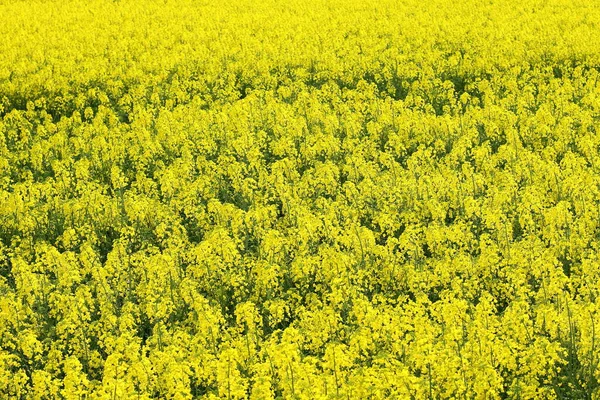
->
xmin=1 ymin=0 xmax=600 ymax=398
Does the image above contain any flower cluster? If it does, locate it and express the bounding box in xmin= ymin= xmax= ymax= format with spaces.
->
xmin=1 ymin=0 xmax=600 ymax=398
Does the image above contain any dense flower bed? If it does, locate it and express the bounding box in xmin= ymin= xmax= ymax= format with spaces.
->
xmin=1 ymin=0 xmax=600 ymax=398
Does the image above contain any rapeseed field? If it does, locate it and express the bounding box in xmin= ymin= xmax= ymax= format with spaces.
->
xmin=1 ymin=0 xmax=600 ymax=398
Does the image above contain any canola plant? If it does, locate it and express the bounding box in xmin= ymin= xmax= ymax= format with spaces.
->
xmin=1 ymin=0 xmax=600 ymax=398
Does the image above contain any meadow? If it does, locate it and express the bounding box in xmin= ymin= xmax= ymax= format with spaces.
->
xmin=1 ymin=0 xmax=600 ymax=398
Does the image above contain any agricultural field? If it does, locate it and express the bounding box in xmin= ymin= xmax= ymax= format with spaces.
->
xmin=1 ymin=0 xmax=600 ymax=398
